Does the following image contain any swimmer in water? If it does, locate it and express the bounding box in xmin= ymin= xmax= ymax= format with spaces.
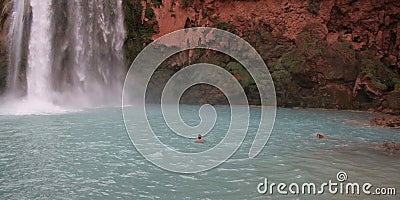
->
xmin=196 ymin=134 xmax=205 ymax=143
xmin=316 ymin=133 xmax=340 ymax=140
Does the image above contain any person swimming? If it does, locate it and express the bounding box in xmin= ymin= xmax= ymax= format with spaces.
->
xmin=316 ymin=133 xmax=340 ymax=140
xmin=196 ymin=134 xmax=205 ymax=143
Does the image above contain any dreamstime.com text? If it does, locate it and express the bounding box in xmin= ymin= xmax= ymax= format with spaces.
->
xmin=257 ymin=171 xmax=396 ymax=196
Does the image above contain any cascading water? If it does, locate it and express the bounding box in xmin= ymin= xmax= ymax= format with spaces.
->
xmin=1 ymin=0 xmax=126 ymax=114
xmin=6 ymin=0 xmax=31 ymax=96
xmin=27 ymin=0 xmax=52 ymax=100
xmin=50 ymin=0 xmax=126 ymax=107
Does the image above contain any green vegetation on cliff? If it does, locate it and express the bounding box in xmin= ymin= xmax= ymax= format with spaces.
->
xmin=214 ymin=21 xmax=236 ymax=34
xmin=122 ymin=0 xmax=158 ymax=65
xmin=180 ymin=0 xmax=194 ymax=8
xmin=306 ymin=1 xmax=320 ymax=16
xmin=152 ymin=0 xmax=162 ymax=8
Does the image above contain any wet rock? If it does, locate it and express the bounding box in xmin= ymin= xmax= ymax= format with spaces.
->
xmin=371 ymin=116 xmax=400 ymax=128
xmin=382 ymin=142 xmax=400 ymax=152
xmin=0 ymin=0 xmax=12 ymax=94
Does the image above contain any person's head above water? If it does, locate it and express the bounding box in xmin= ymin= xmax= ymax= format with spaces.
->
xmin=196 ymin=134 xmax=205 ymax=143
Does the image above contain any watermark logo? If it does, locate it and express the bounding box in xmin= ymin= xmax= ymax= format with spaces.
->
xmin=336 ymin=170 xmax=347 ymax=182
xmin=257 ymin=171 xmax=397 ymax=196
xmin=122 ymin=27 xmax=276 ymax=173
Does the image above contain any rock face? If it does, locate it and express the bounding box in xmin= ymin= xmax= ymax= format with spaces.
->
xmin=380 ymin=141 xmax=400 ymax=156
xmin=0 ymin=0 xmax=12 ymax=94
xmin=371 ymin=116 xmax=400 ymax=128
xmin=120 ymin=0 xmax=400 ymax=113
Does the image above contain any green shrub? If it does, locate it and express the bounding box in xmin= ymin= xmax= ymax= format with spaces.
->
xmin=384 ymin=77 xmax=400 ymax=91
xmin=371 ymin=81 xmax=387 ymax=91
xmin=296 ymin=23 xmax=326 ymax=58
xmin=297 ymin=23 xmax=325 ymax=44
xmin=274 ymin=45 xmax=285 ymax=52
xmin=271 ymin=70 xmax=290 ymax=82
xmin=268 ymin=61 xmax=283 ymax=72
xmin=214 ymin=21 xmax=236 ymax=33
xmin=181 ymin=0 xmax=193 ymax=8
xmin=356 ymin=50 xmax=400 ymax=92
xmin=280 ymin=51 xmax=306 ymax=74
xmin=145 ymin=3 xmax=155 ymax=19
xmin=226 ymin=61 xmax=254 ymax=87
xmin=332 ymin=42 xmax=355 ymax=61
xmin=226 ymin=61 xmax=242 ymax=71
xmin=395 ymin=83 xmax=400 ymax=91
xmin=152 ymin=0 xmax=162 ymax=8
xmin=307 ymin=1 xmax=320 ymax=15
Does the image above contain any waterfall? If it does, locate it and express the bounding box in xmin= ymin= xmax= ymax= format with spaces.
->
xmin=50 ymin=0 xmax=126 ymax=107
xmin=27 ymin=0 xmax=52 ymax=100
xmin=1 ymin=0 xmax=126 ymax=114
xmin=6 ymin=0 xmax=31 ymax=96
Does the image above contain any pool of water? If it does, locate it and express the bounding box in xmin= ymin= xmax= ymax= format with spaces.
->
xmin=0 ymin=105 xmax=399 ymax=199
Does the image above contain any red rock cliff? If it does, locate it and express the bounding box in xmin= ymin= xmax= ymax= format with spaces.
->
xmin=128 ymin=0 xmax=400 ymax=113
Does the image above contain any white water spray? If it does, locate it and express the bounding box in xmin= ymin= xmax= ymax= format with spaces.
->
xmin=1 ymin=0 xmax=126 ymax=115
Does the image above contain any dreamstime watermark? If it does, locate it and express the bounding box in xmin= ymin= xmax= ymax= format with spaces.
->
xmin=122 ymin=27 xmax=276 ymax=173
xmin=257 ymin=171 xmax=397 ymax=196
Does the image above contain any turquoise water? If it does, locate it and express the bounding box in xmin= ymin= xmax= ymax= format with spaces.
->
xmin=0 ymin=106 xmax=399 ymax=199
